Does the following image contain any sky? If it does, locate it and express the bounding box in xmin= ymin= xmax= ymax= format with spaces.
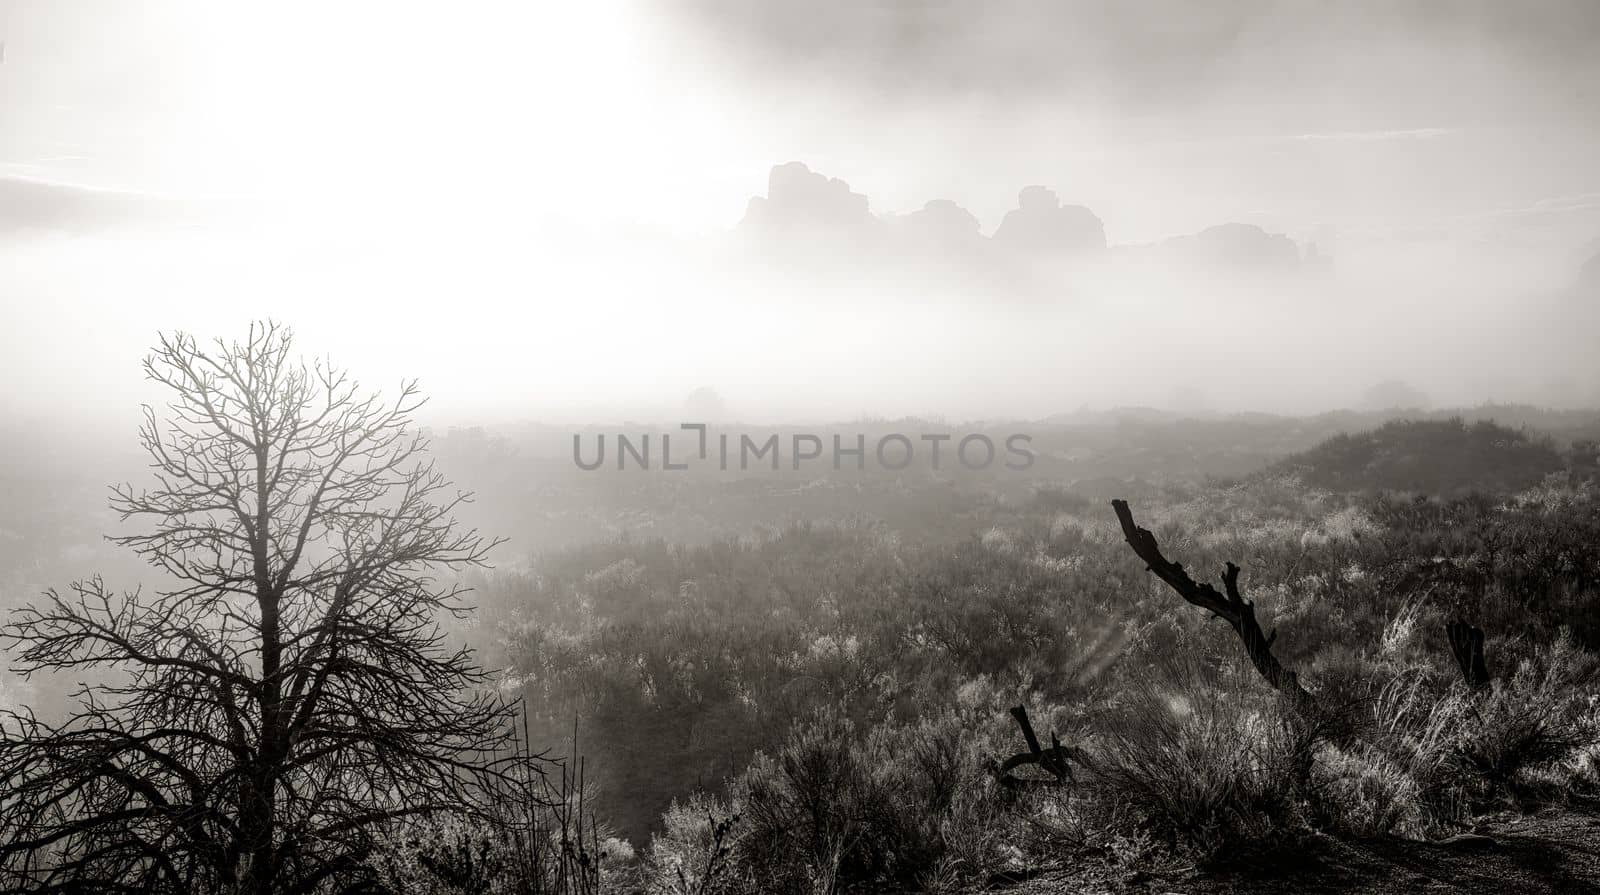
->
xmin=1 ymin=0 xmax=1598 ymax=425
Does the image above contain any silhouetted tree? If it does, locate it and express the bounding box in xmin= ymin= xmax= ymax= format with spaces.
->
xmin=0 ymin=322 xmax=518 ymax=893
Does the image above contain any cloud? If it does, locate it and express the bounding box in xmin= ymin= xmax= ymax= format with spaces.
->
xmin=1519 ymin=193 xmax=1600 ymax=215
xmin=0 ymin=176 xmax=180 ymax=233
xmin=672 ymin=0 xmax=1600 ymax=109
xmin=1284 ymin=128 xmax=1454 ymax=143
xmin=1457 ymin=192 xmax=1600 ymax=249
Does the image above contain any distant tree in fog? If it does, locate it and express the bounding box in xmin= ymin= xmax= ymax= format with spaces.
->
xmin=684 ymin=386 xmax=729 ymax=422
xmin=0 ymin=322 xmax=519 ymax=893
xmin=1362 ymin=379 xmax=1431 ymax=411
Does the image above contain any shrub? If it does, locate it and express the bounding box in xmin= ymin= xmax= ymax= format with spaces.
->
xmin=735 ymin=711 xmax=964 ymax=893
xmin=1456 ymin=635 xmax=1600 ymax=799
xmin=373 ymin=813 xmax=606 ymax=895
xmin=645 ymin=793 xmax=746 ymax=895
xmin=1311 ymin=744 xmax=1424 ymax=837
xmin=647 ymin=707 xmax=1022 ymax=894
xmin=1356 ymin=634 xmax=1600 ymax=828
xmin=1364 ymin=670 xmax=1473 ymax=831
xmin=1089 ymin=682 xmax=1316 ymax=864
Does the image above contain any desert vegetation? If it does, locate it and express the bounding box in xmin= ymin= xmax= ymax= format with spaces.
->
xmin=2 ymin=327 xmax=1598 ymax=893
xmin=469 ymin=426 xmax=1600 ymax=892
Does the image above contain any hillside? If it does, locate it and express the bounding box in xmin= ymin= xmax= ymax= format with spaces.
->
xmin=1273 ymin=418 xmax=1566 ymax=494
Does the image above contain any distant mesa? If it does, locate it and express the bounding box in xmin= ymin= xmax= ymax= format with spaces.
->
xmin=736 ymin=164 xmax=1104 ymax=265
xmin=893 ymin=199 xmax=982 ymax=250
xmin=1161 ymin=222 xmax=1301 ymax=272
xmin=992 ymin=186 xmax=1106 ymax=256
xmin=733 ymin=163 xmax=1324 ymax=285
xmin=737 ymin=162 xmax=999 ymax=276
xmin=1302 ymin=241 xmax=1333 ymax=274
xmin=739 ymin=161 xmax=874 ymax=240
xmin=1580 ymin=250 xmax=1600 ymax=288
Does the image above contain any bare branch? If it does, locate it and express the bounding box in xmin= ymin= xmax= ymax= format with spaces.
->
xmin=1111 ymin=498 xmax=1318 ymax=715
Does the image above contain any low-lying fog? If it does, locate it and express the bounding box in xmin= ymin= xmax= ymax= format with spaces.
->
xmin=2 ymin=1 xmax=1598 ymax=430
xmin=3 ymin=185 xmax=1596 ymax=431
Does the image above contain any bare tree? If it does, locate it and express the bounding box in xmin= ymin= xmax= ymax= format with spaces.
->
xmin=0 ymin=322 xmax=522 ymax=893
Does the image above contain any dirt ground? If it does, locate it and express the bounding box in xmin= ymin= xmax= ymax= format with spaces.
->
xmin=992 ymin=806 xmax=1600 ymax=894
